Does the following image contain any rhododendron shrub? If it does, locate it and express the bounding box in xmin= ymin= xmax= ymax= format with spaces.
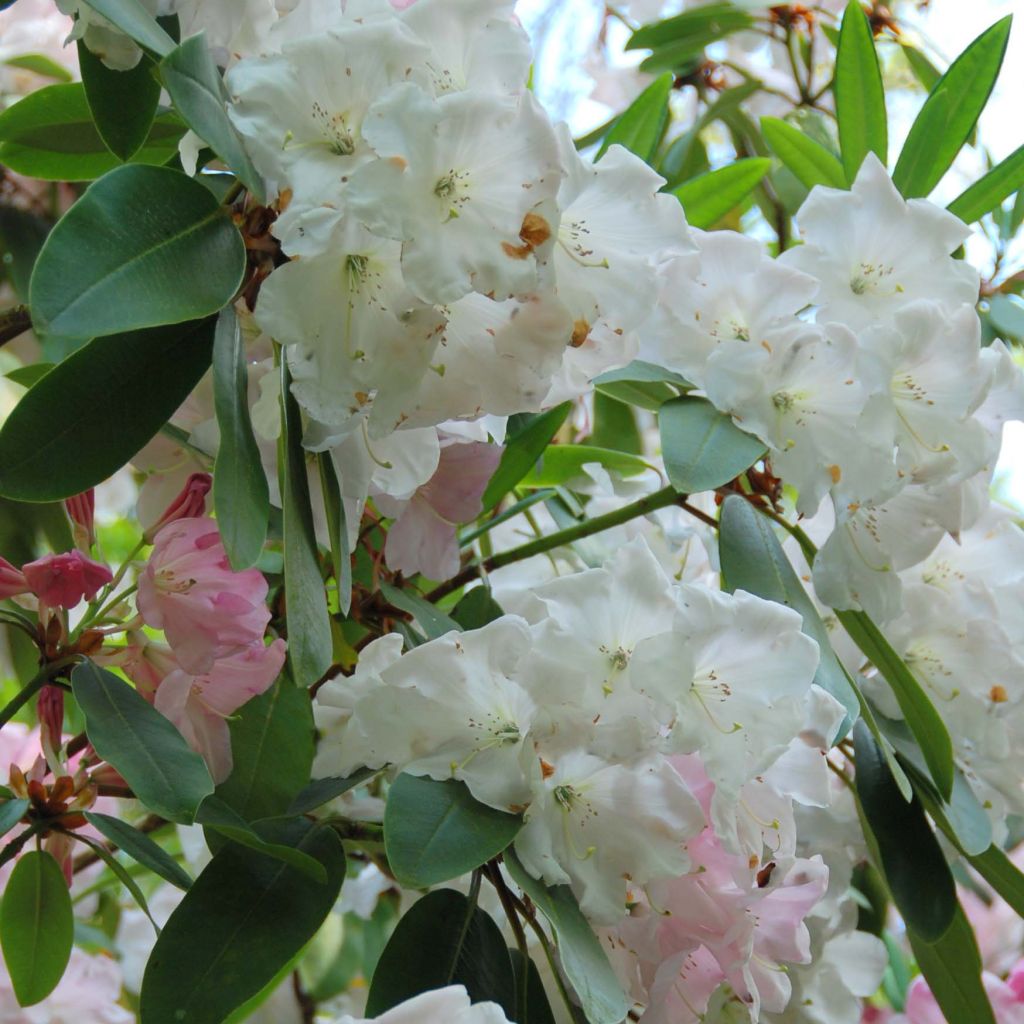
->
xmin=0 ymin=0 xmax=1023 ymax=1022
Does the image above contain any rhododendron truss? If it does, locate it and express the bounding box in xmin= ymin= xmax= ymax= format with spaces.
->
xmin=2 ymin=1 xmax=1024 ymax=1023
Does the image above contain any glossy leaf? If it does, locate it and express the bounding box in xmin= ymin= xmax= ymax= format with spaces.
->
xmin=280 ymin=361 xmax=333 ymax=687
xmin=287 ymin=768 xmax=377 ymax=817
xmin=509 ymin=949 xmax=557 ymax=1024
xmin=0 ymin=851 xmax=73 ymax=1007
xmin=72 ymin=661 xmax=214 ymax=823
xmin=672 ymin=158 xmax=772 ymax=229
xmin=384 ymin=775 xmax=522 ymax=888
xmin=317 ymin=452 xmax=352 ymax=616
xmin=83 ymin=812 xmax=193 ymax=891
xmin=0 ymin=798 xmax=28 ymax=840
xmin=0 ymin=318 xmax=215 ymax=502
xmin=947 ymin=143 xmax=1024 ymax=223
xmin=596 ymin=72 xmax=672 ymax=163
xmin=31 ymin=164 xmax=245 ymax=341
xmin=761 ymin=116 xmax=847 ymax=191
xmin=892 ymin=17 xmax=1012 ymax=198
xmin=834 ymin=0 xmax=887 ymax=181
xmin=594 ymin=359 xmax=690 ymax=411
xmin=519 ymin=444 xmax=650 ymax=488
xmin=78 ymin=41 xmax=160 ymax=160
xmin=80 ymin=0 xmax=176 ymax=56
xmin=660 ymin=396 xmax=765 ymax=494
xmin=212 ymin=307 xmax=269 ymax=570
xmin=379 ymin=582 xmax=461 ymax=639
xmin=628 ymin=3 xmax=754 ymax=72
xmin=160 ymin=33 xmax=264 ymax=199
xmin=141 ymin=820 xmax=345 ymax=1024
xmin=505 ymin=850 xmax=628 ymax=1024
xmin=365 ymin=888 xmax=516 ymax=1018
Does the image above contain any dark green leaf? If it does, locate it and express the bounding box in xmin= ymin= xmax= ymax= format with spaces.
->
xmin=0 ymin=851 xmax=73 ymax=1006
xmin=379 ymin=581 xmax=461 ymax=639
xmin=671 ymin=158 xmax=772 ymax=229
xmin=73 ymin=831 xmax=160 ymax=931
xmin=509 ymin=949 xmax=557 ymax=1024
xmin=365 ymin=888 xmax=516 ymax=1018
xmin=287 ymin=768 xmax=377 ymax=817
xmin=947 ymin=144 xmax=1024 ymax=223
xmin=83 ymin=812 xmax=193 ymax=890
xmin=72 ymin=661 xmax=214 ymax=823
xmin=892 ymin=17 xmax=1012 ymax=198
xmin=0 ymin=799 xmax=28 ymax=840
xmin=280 ymin=361 xmax=333 ymax=687
xmin=214 ymin=678 xmax=313 ymax=822
xmin=627 ymin=4 xmax=754 ymax=55
xmin=141 ymin=819 xmax=345 ymax=1024
xmin=30 ymin=164 xmax=245 ymax=341
xmin=834 ymin=0 xmax=887 ymax=181
xmin=854 ymin=720 xmax=956 ymax=941
xmin=451 ymin=587 xmax=505 ymax=630
xmin=968 ymin=844 xmax=1024 ymax=918
xmin=4 ymin=54 xmax=73 ymax=82
xmin=384 ymin=775 xmax=522 ymax=888
xmin=317 ymin=452 xmax=352 ymax=616
xmin=212 ymin=307 xmax=269 ymax=570
xmin=79 ymin=0 xmax=176 ymax=57
xmin=0 ymin=206 xmax=51 ymax=301
xmin=160 ymin=34 xmax=264 ymax=199
xmin=660 ymin=396 xmax=765 ymax=494
xmin=505 ymin=850 xmax=627 ymax=1024
xmin=593 ymin=359 xmax=690 ymax=411
xmin=0 ymin=318 xmax=215 ymax=502
xmin=596 ymin=72 xmax=672 ymax=164
xmin=761 ymin=116 xmax=847 ymax=190
xmin=78 ymin=41 xmax=160 ymax=160
xmin=519 ymin=445 xmax=650 ymax=488
xmin=590 ymin=391 xmax=642 ymax=454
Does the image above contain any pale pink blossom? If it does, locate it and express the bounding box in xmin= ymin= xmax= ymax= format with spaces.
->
xmin=901 ymin=964 xmax=1024 ymax=1024
xmin=137 ymin=518 xmax=272 ymax=674
xmin=22 ymin=550 xmax=112 ymax=608
xmin=103 ymin=631 xmax=180 ymax=702
xmin=142 ymin=472 xmax=212 ymax=542
xmin=0 ymin=556 xmax=29 ymax=599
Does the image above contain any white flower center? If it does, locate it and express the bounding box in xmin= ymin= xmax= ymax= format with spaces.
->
xmin=849 ymin=261 xmax=902 ymax=297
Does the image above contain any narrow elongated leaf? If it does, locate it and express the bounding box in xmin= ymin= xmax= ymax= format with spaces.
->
xmin=900 ymin=43 xmax=942 ymax=92
xmin=761 ymin=116 xmax=847 ymax=190
xmin=384 ymin=775 xmax=522 ymax=888
xmin=969 ymin=844 xmax=1024 ymax=918
xmin=83 ymin=812 xmax=193 ymax=890
xmin=317 ymin=453 xmax=352 ymax=616
xmin=212 ymin=307 xmax=269 ymax=570
xmin=672 ymin=158 xmax=771 ymax=229
xmin=72 ymin=661 xmax=214 ymax=823
xmin=892 ymin=17 xmax=1012 ymax=198
xmin=160 ymin=34 xmax=264 ymax=198
xmin=141 ymin=820 xmax=345 ymax=1024
xmin=596 ymin=72 xmax=672 ymax=163
xmin=481 ymin=403 xmax=571 ymax=510
xmin=0 ymin=799 xmax=28 ymax=840
xmin=660 ymin=396 xmax=765 ymax=494
xmin=627 ymin=4 xmax=754 ymax=53
xmin=505 ymin=850 xmax=627 ymax=1024
xmin=947 ymin=143 xmax=1024 ymax=223
xmin=0 ymin=851 xmax=73 ymax=1006
xmin=379 ymin=582 xmax=460 ymax=639
xmin=4 ymin=54 xmax=73 ymax=81
xmin=508 ymin=949 xmax=557 ymax=1024
xmin=280 ymin=362 xmax=333 ymax=686
xmin=365 ymin=889 xmax=516 ymax=1018
xmin=854 ymin=721 xmax=956 ymax=941
xmin=0 ymin=318 xmax=215 ymax=502
xmin=834 ymin=0 xmax=887 ymax=181
xmin=80 ymin=0 xmax=176 ymax=56
xmin=78 ymin=41 xmax=160 ymax=160
xmin=519 ymin=445 xmax=650 ymax=488
xmin=287 ymin=768 xmax=376 ymax=817
xmin=73 ymin=831 xmax=161 ymax=931
xmin=214 ymin=678 xmax=314 ymax=822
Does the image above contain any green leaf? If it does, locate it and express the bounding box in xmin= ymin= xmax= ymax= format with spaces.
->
xmin=30 ymin=164 xmax=245 ymax=341
xmin=892 ymin=16 xmax=1012 ymax=198
xmin=947 ymin=144 xmax=1024 ymax=223
xmin=0 ymin=206 xmax=51 ymax=300
xmin=659 ymin=396 xmax=765 ymax=494
xmin=900 ymin=43 xmax=942 ymax=93
xmin=481 ymin=402 xmax=572 ymax=510
xmin=79 ymin=0 xmax=176 ymax=57
xmin=4 ymin=364 xmax=53 ymax=388
xmin=988 ymin=294 xmax=1024 ymax=340
xmin=78 ymin=41 xmax=160 ymax=160
xmin=596 ymin=72 xmax=673 ymax=164
xmin=760 ymin=116 xmax=847 ymax=191
xmin=212 ymin=307 xmax=269 ymax=570
xmin=0 ymin=799 xmax=28 ymax=840
xmin=837 ymin=609 xmax=954 ymax=800
xmin=451 ymin=587 xmax=505 ymax=630
xmin=4 ymin=54 xmax=73 ymax=82
xmin=0 ymin=318 xmax=215 ymax=502
xmin=317 ymin=453 xmax=352 ymax=616
xmin=518 ymin=445 xmax=650 ymax=488
xmin=83 ymin=812 xmax=193 ymax=891
xmin=0 ymin=83 xmax=183 ymax=180
xmin=287 ymin=768 xmax=377 ymax=817
xmin=593 ymin=359 xmax=690 ymax=411
xmin=627 ymin=3 xmax=754 ymax=71
xmin=160 ymin=34 xmax=264 ymax=200
xmin=384 ymin=775 xmax=522 ymax=888
xmin=717 ymin=495 xmax=860 ymax=729
xmin=853 ymin=720 xmax=956 ymax=941
xmin=834 ymin=0 xmax=887 ymax=181
xmin=280 ymin=361 xmax=333 ymax=687
xmin=509 ymin=949 xmax=557 ymax=1024
xmin=968 ymin=844 xmax=1024 ymax=918
xmin=365 ymin=888 xmax=516 ymax=1018
xmin=0 ymin=851 xmax=73 ymax=1007
xmin=906 ymin=904 xmax=996 ymax=1024
xmin=72 ymin=661 xmax=214 ymax=823
xmin=379 ymin=581 xmax=461 ymax=639
xmin=73 ymin=831 xmax=161 ymax=931
xmin=505 ymin=850 xmax=627 ymax=1024
xmin=590 ymin=391 xmax=642 ymax=454
xmin=214 ymin=678 xmax=313 ymax=822
xmin=672 ymin=158 xmax=772 ymax=229
xmin=140 ymin=819 xmax=345 ymax=1024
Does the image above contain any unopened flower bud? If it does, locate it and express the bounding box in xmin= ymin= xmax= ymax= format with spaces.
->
xmin=143 ymin=472 xmax=212 ymax=542
xmin=65 ymin=489 xmax=96 ymax=549
xmin=38 ymin=684 xmax=65 ymax=774
xmin=0 ymin=556 xmax=29 ymax=600
xmin=23 ymin=550 xmax=113 ymax=609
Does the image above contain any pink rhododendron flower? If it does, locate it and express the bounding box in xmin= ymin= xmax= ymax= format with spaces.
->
xmin=22 ymin=550 xmax=112 ymax=608
xmin=137 ymin=518 xmax=272 ymax=674
xmin=106 ymin=631 xmax=181 ymax=702
xmin=65 ymin=488 xmax=96 ymax=549
xmin=154 ymin=639 xmax=287 ymax=782
xmin=143 ymin=471 xmax=212 ymax=541
xmin=0 ymin=556 xmax=29 ymax=599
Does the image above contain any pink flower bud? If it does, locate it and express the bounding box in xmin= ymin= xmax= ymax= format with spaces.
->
xmin=38 ymin=684 xmax=64 ymax=774
xmin=143 ymin=472 xmax=212 ymax=542
xmin=64 ymin=489 xmax=96 ymax=548
xmin=22 ymin=551 xmax=113 ymax=609
xmin=0 ymin=556 xmax=29 ymax=599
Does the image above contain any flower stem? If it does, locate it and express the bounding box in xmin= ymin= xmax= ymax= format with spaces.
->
xmin=0 ymin=656 xmax=79 ymax=731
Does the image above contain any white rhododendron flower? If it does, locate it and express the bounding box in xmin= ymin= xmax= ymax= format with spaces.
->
xmin=331 ymin=985 xmax=513 ymax=1024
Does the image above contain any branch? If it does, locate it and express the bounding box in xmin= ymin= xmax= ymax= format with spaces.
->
xmin=0 ymin=305 xmax=32 ymax=348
